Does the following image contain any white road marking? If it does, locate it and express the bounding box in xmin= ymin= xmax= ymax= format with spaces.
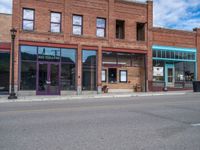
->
xmin=191 ymin=123 xmax=200 ymax=127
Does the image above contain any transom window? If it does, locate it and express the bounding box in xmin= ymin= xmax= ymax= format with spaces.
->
xmin=50 ymin=12 xmax=61 ymax=33
xmin=153 ymin=50 xmax=195 ymax=61
xmin=73 ymin=15 xmax=83 ymax=35
xmin=96 ymin=18 xmax=106 ymax=37
xmin=22 ymin=8 xmax=35 ymax=31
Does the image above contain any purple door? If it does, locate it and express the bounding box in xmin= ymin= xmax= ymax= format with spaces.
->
xmin=37 ymin=62 xmax=60 ymax=95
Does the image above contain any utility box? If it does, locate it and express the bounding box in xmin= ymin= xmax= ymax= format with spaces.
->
xmin=193 ymin=81 xmax=200 ymax=92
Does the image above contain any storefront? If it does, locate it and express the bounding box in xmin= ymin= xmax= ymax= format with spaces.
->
xmin=102 ymin=51 xmax=146 ymax=92
xmin=20 ymin=45 xmax=76 ymax=95
xmin=0 ymin=51 xmax=10 ymax=94
xmin=152 ymin=45 xmax=197 ymax=90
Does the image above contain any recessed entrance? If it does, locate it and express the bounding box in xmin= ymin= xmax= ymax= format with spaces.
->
xmin=37 ymin=62 xmax=60 ymax=95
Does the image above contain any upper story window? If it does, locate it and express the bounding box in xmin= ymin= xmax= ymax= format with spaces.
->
xmin=50 ymin=12 xmax=61 ymax=33
xmin=96 ymin=18 xmax=106 ymax=37
xmin=137 ymin=23 xmax=145 ymax=41
xmin=23 ymin=8 xmax=35 ymax=31
xmin=116 ymin=20 xmax=125 ymax=39
xmin=73 ymin=15 xmax=83 ymax=35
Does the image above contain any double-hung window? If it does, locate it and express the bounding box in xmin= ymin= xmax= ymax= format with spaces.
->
xmin=96 ymin=18 xmax=106 ymax=37
xmin=50 ymin=12 xmax=61 ymax=33
xmin=23 ymin=8 xmax=35 ymax=31
xmin=73 ymin=15 xmax=83 ymax=35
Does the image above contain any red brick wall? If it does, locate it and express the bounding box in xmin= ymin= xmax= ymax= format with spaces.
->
xmin=152 ymin=27 xmax=196 ymax=48
xmin=12 ymin=0 xmax=150 ymax=50
xmin=0 ymin=13 xmax=12 ymax=43
xmin=195 ymin=28 xmax=200 ymax=80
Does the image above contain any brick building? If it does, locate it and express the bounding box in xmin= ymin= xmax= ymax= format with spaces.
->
xmin=0 ymin=13 xmax=12 ymax=94
xmin=4 ymin=0 xmax=199 ymax=95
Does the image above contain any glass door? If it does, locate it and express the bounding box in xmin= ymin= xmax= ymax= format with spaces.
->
xmin=37 ymin=62 xmax=60 ymax=95
xmin=49 ymin=63 xmax=60 ymax=95
xmin=165 ymin=64 xmax=175 ymax=87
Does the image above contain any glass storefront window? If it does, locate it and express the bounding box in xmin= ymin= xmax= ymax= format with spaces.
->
xmin=132 ymin=54 xmax=145 ymax=67
xmin=82 ymin=50 xmax=97 ymax=91
xmin=20 ymin=45 xmax=77 ymax=92
xmin=20 ymin=61 xmax=36 ymax=90
xmin=61 ymin=64 xmax=76 ymax=90
xmin=103 ymin=51 xmax=144 ymax=67
xmin=102 ymin=52 xmax=117 ymax=65
xmin=175 ymin=62 xmax=195 ymax=81
xmin=21 ymin=46 xmax=37 ymax=61
xmin=0 ymin=52 xmax=10 ymax=92
xmin=61 ymin=48 xmax=76 ymax=63
xmin=117 ymin=53 xmax=131 ymax=67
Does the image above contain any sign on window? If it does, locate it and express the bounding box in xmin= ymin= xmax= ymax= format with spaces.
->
xmin=153 ymin=67 xmax=164 ymax=76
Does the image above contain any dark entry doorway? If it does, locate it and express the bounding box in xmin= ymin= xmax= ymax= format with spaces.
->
xmin=37 ymin=62 xmax=60 ymax=95
xmin=0 ymin=52 xmax=10 ymax=94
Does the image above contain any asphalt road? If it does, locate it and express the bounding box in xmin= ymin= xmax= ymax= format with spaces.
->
xmin=0 ymin=94 xmax=200 ymax=150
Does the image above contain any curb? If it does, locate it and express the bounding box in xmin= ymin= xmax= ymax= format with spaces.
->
xmin=0 ymin=92 xmax=195 ymax=103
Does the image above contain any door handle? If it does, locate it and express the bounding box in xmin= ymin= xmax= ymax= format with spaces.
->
xmin=46 ymin=81 xmax=51 ymax=84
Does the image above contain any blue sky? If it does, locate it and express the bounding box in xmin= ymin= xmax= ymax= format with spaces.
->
xmin=0 ymin=0 xmax=199 ymax=31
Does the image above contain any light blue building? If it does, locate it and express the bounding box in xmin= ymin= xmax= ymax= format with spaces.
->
xmin=152 ymin=45 xmax=197 ymax=89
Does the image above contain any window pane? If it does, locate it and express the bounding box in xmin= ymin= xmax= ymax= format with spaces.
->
xmin=97 ymin=18 xmax=105 ymax=28
xmin=157 ymin=50 xmax=161 ymax=58
xmin=38 ymin=47 xmax=60 ymax=62
xmin=161 ymin=51 xmax=166 ymax=58
xmin=184 ymin=62 xmax=195 ymax=81
xmin=120 ymin=70 xmax=127 ymax=82
xmin=178 ymin=52 xmax=183 ymax=59
xmin=20 ymin=61 xmax=36 ymax=90
xmin=118 ymin=53 xmax=131 ymax=67
xmin=61 ymin=63 xmax=76 ymax=90
xmin=166 ymin=51 xmax=170 ymax=58
xmin=102 ymin=52 xmax=117 ymax=65
xmin=0 ymin=52 xmax=10 ymax=92
xmin=73 ymin=15 xmax=82 ymax=25
xmin=23 ymin=9 xmax=34 ymax=20
xmin=21 ymin=46 xmax=37 ymax=61
xmin=102 ymin=70 xmax=106 ymax=82
xmin=61 ymin=48 xmax=76 ymax=63
xmin=82 ymin=50 xmax=97 ymax=91
xmin=51 ymin=23 xmax=60 ymax=32
xmin=73 ymin=26 xmax=82 ymax=35
xmin=51 ymin=13 xmax=61 ymax=23
xmin=96 ymin=28 xmax=105 ymax=37
xmin=171 ymin=51 xmax=174 ymax=59
xmin=132 ymin=54 xmax=144 ymax=67
xmin=153 ymin=50 xmax=156 ymax=57
xmin=137 ymin=23 xmax=145 ymax=41
xmin=23 ymin=20 xmax=34 ymax=30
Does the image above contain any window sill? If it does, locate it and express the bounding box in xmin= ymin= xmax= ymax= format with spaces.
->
xmin=136 ymin=40 xmax=146 ymax=43
xmin=96 ymin=36 xmax=107 ymax=40
xmin=21 ymin=30 xmax=35 ymax=33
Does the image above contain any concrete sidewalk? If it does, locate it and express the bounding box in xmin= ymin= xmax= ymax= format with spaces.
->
xmin=0 ymin=91 xmax=197 ymax=103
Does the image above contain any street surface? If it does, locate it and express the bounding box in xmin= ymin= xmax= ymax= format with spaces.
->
xmin=0 ymin=94 xmax=200 ymax=150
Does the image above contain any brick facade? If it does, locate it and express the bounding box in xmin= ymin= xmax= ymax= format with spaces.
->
xmin=8 ymin=0 xmax=200 ymax=94
xmin=0 ymin=13 xmax=11 ymax=51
